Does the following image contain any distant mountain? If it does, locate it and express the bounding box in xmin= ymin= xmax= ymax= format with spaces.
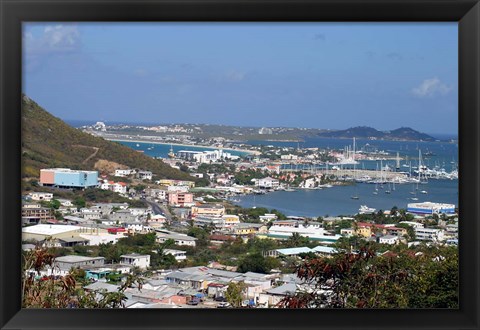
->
xmin=22 ymin=94 xmax=193 ymax=180
xmin=317 ymin=126 xmax=437 ymax=142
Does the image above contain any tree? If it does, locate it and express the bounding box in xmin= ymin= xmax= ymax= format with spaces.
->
xmin=225 ymin=281 xmax=246 ymax=307
xmin=278 ymin=246 xmax=458 ymax=309
xmin=237 ymin=253 xmax=274 ymax=274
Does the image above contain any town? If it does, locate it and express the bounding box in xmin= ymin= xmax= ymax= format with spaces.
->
xmin=22 ymin=142 xmax=459 ymax=308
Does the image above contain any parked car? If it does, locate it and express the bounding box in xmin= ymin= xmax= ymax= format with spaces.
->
xmin=216 ymin=302 xmax=231 ymax=308
xmin=214 ymin=296 xmax=227 ymax=302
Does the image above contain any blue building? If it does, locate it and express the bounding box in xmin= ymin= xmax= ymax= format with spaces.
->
xmin=40 ymin=168 xmax=98 ymax=188
xmin=407 ymin=202 xmax=456 ymax=215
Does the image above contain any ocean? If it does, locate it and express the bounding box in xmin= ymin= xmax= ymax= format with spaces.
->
xmin=117 ymin=136 xmax=458 ymax=218
xmin=115 ymin=141 xmax=249 ymax=158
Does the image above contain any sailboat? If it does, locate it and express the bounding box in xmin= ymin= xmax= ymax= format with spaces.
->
xmin=168 ymin=145 xmax=175 ymax=158
xmin=385 ymin=182 xmax=391 ymax=194
xmin=350 ymin=137 xmax=359 ymax=200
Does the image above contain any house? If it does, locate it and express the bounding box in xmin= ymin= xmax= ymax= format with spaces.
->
xmin=415 ymin=228 xmax=445 ymax=242
xmin=386 ymin=227 xmax=408 ymax=237
xmin=258 ymin=282 xmax=297 ymax=307
xmin=378 ymin=235 xmax=399 ymax=245
xmin=222 ymin=214 xmax=240 ymax=227
xmin=156 ymin=230 xmax=197 ymax=247
xmin=29 ymin=192 xmax=54 ymax=201
xmin=145 ymin=188 xmax=168 ymax=201
xmin=120 ymin=253 xmax=151 ymax=269
xmin=115 ymin=169 xmax=133 ymax=177
xmin=22 ymin=203 xmax=52 ymax=225
xmin=340 ymin=228 xmax=355 ymax=237
xmin=55 ymin=255 xmax=105 ymax=272
xmin=233 ymin=223 xmax=267 ymax=236
xmin=108 ymin=210 xmax=137 ymax=223
xmin=137 ymin=170 xmax=153 ymax=181
xmin=259 ymin=213 xmax=278 ymax=223
xmin=164 ymin=249 xmax=187 ymax=261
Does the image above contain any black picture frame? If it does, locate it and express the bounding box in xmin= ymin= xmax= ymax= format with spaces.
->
xmin=1 ymin=0 xmax=479 ymax=329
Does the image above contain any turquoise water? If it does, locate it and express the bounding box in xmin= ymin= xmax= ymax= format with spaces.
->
xmin=115 ymin=141 xmax=249 ymax=158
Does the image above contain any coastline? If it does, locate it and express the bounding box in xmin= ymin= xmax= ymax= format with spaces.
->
xmin=107 ymin=138 xmax=261 ymax=155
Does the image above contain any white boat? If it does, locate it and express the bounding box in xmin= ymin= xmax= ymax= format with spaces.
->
xmin=420 ymin=190 xmax=428 ymax=194
xmin=359 ymin=205 xmax=376 ymax=214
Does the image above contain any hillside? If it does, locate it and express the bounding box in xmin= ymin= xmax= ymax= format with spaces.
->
xmin=317 ymin=126 xmax=436 ymax=142
xmin=21 ymin=95 xmax=193 ymax=181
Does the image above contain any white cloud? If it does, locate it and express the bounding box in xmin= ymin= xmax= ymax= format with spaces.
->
xmin=412 ymin=77 xmax=453 ymax=97
xmin=43 ymin=24 xmax=80 ymax=50
xmin=25 ymin=24 xmax=81 ymax=55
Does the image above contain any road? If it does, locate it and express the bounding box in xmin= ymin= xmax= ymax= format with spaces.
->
xmin=145 ymin=199 xmax=173 ymax=222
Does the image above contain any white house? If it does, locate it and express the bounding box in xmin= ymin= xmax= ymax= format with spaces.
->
xmin=29 ymin=192 xmax=54 ymax=201
xmin=156 ymin=230 xmax=197 ymax=247
xmin=115 ymin=169 xmax=133 ymax=177
xmin=164 ymin=249 xmax=187 ymax=261
xmin=111 ymin=182 xmax=128 ymax=194
xmin=257 ymin=177 xmax=280 ymax=189
xmin=378 ymin=235 xmax=399 ymax=245
xmin=415 ymin=228 xmax=445 ymax=242
xmin=137 ymin=171 xmax=153 ymax=181
xmin=120 ymin=253 xmax=151 ymax=269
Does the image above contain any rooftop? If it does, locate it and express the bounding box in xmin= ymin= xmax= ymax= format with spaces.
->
xmin=22 ymin=224 xmax=81 ymax=236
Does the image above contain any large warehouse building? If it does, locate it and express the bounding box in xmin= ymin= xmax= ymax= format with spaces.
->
xmin=40 ymin=168 xmax=98 ymax=188
xmin=407 ymin=202 xmax=456 ymax=215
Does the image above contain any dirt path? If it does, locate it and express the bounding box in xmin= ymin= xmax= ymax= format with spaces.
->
xmin=72 ymin=145 xmax=100 ymax=164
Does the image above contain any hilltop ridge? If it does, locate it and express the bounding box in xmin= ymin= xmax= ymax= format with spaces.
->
xmin=21 ymin=95 xmax=192 ymax=181
xmin=317 ymin=126 xmax=437 ymax=142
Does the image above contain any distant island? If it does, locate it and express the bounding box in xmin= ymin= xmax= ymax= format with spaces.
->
xmin=317 ymin=126 xmax=438 ymax=142
xmin=78 ymin=122 xmax=442 ymax=143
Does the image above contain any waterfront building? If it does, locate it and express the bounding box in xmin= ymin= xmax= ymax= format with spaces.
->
xmin=40 ymin=168 xmax=98 ymax=189
xmin=407 ymin=202 xmax=456 ymax=215
xmin=256 ymin=177 xmax=280 ymax=189
xmin=176 ymin=149 xmax=236 ymax=163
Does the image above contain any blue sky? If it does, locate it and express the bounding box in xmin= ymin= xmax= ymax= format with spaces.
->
xmin=23 ymin=22 xmax=458 ymax=134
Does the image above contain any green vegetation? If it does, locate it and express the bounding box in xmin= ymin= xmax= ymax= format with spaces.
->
xmin=22 ymin=95 xmax=193 ymax=181
xmin=279 ymin=245 xmax=458 ymax=308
